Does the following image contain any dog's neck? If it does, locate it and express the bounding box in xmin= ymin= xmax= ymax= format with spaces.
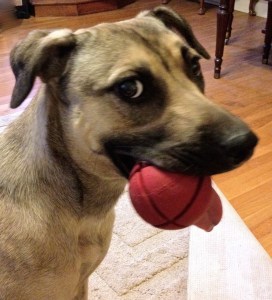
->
xmin=46 ymin=84 xmax=126 ymax=215
xmin=1 ymin=84 xmax=126 ymax=216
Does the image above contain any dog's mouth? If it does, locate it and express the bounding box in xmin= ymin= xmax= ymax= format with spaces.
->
xmin=104 ymin=143 xmax=221 ymax=179
xmin=105 ymin=146 xmax=141 ymax=178
xmin=104 ymin=128 xmax=166 ymax=179
xmin=105 ymin=142 xmax=257 ymax=180
xmin=104 ymin=127 xmax=258 ymax=180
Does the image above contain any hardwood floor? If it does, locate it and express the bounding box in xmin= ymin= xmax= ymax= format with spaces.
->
xmin=0 ymin=0 xmax=271 ymax=256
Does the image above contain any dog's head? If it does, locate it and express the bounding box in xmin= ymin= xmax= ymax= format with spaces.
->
xmin=10 ymin=7 xmax=257 ymax=179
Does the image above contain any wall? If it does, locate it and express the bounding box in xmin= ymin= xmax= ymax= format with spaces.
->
xmin=234 ymin=0 xmax=267 ymax=18
xmin=13 ymin=0 xmax=23 ymax=5
xmin=206 ymin=0 xmax=267 ymax=18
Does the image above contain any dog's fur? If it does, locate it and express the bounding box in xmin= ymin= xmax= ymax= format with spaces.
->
xmin=0 ymin=7 xmax=257 ymax=299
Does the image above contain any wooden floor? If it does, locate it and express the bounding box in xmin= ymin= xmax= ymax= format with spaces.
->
xmin=0 ymin=0 xmax=271 ymax=256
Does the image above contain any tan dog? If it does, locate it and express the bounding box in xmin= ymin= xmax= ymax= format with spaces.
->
xmin=0 ymin=7 xmax=257 ymax=299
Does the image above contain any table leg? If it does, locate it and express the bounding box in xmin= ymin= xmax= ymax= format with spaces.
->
xmin=199 ymin=0 xmax=205 ymax=15
xmin=225 ymin=0 xmax=235 ymax=44
xmin=214 ymin=0 xmax=230 ymax=79
xmin=249 ymin=0 xmax=259 ymax=16
xmin=262 ymin=0 xmax=272 ymax=64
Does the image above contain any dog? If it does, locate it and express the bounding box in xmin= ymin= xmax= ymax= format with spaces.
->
xmin=0 ymin=6 xmax=258 ymax=299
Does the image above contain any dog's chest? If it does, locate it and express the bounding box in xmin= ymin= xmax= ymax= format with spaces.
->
xmin=76 ymin=210 xmax=115 ymax=279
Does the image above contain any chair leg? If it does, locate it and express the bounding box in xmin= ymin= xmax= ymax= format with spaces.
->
xmin=214 ymin=0 xmax=230 ymax=79
xmin=225 ymin=0 xmax=235 ymax=44
xmin=249 ymin=0 xmax=259 ymax=16
xmin=198 ymin=0 xmax=206 ymax=15
xmin=262 ymin=0 xmax=272 ymax=64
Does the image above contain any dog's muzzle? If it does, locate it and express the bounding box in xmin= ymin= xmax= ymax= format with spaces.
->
xmin=104 ymin=126 xmax=258 ymax=179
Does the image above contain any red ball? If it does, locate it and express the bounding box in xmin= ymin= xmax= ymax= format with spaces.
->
xmin=129 ymin=163 xmax=222 ymax=231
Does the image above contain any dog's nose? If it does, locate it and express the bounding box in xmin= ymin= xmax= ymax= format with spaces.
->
xmin=221 ymin=130 xmax=258 ymax=165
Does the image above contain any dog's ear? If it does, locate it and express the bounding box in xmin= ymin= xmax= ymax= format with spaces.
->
xmin=138 ymin=6 xmax=210 ymax=59
xmin=10 ymin=29 xmax=76 ymax=109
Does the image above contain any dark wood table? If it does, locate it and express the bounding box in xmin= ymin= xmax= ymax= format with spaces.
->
xmin=162 ymin=1 xmax=269 ymax=78
xmin=263 ymin=0 xmax=272 ymax=64
xmin=214 ymin=0 xmax=267 ymax=78
xmin=214 ymin=0 xmax=236 ymax=79
xmin=161 ymin=1 xmax=237 ymax=79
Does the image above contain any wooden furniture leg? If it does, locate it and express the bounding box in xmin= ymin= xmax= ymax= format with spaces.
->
xmin=249 ymin=0 xmax=259 ymax=16
xmin=199 ymin=0 xmax=206 ymax=15
xmin=262 ymin=0 xmax=272 ymax=64
xmin=225 ymin=0 xmax=235 ymax=44
xmin=214 ymin=0 xmax=231 ymax=79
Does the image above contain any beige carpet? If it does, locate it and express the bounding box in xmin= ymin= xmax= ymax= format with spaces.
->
xmin=90 ymin=188 xmax=189 ymax=299
xmin=1 ymin=113 xmax=271 ymax=299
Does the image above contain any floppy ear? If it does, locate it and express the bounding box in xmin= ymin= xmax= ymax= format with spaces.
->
xmin=138 ymin=6 xmax=210 ymax=59
xmin=10 ymin=29 xmax=77 ymax=109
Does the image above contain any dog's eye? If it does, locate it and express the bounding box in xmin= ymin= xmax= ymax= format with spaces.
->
xmin=116 ymin=79 xmax=144 ymax=100
xmin=191 ymin=58 xmax=201 ymax=76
